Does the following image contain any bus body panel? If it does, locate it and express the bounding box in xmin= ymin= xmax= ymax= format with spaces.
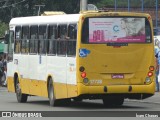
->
xmin=7 ymin=14 xmax=80 ymax=99
xmin=76 ymin=12 xmax=155 ymax=99
xmin=7 ymin=76 xmax=15 ymax=92
xmin=8 ymin=54 xmax=77 ymax=98
xmin=77 ymin=82 xmax=155 ymax=95
xmin=78 ymin=44 xmax=155 ymax=85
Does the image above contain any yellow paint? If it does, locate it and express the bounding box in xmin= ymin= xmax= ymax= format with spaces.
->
xmin=77 ymin=82 xmax=155 ymax=95
xmin=7 ymin=76 xmax=78 ymax=99
xmin=8 ymin=74 xmax=155 ymax=100
xmin=67 ymin=84 xmax=78 ymax=98
xmin=20 ymin=78 xmax=30 ymax=94
xmin=28 ymin=80 xmax=41 ymax=96
xmin=53 ymin=82 xmax=67 ymax=99
xmin=19 ymin=79 xmax=49 ymax=97
xmin=8 ymin=73 xmax=155 ymax=101
xmin=20 ymin=79 xmax=48 ymax=97
xmin=40 ymin=81 xmax=48 ymax=97
xmin=7 ymin=77 xmax=15 ymax=92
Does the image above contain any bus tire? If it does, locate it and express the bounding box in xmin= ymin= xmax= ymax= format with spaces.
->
xmin=15 ymin=77 xmax=28 ymax=103
xmin=114 ymin=97 xmax=124 ymax=106
xmin=58 ymin=98 xmax=71 ymax=106
xmin=48 ymin=78 xmax=58 ymax=106
xmin=103 ymin=97 xmax=124 ymax=107
xmin=102 ymin=98 xmax=113 ymax=107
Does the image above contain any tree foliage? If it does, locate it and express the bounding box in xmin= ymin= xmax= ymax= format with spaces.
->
xmin=0 ymin=0 xmax=157 ymax=37
xmin=0 ymin=21 xmax=8 ymax=37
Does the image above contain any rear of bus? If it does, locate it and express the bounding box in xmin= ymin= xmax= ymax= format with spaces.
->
xmin=77 ymin=12 xmax=155 ymax=104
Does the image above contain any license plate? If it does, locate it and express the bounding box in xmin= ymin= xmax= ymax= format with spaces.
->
xmin=112 ymin=74 xmax=124 ymax=79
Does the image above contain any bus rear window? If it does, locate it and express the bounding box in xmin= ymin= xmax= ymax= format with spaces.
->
xmin=82 ymin=17 xmax=151 ymax=43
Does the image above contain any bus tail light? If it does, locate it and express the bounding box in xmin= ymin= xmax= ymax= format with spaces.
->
xmin=79 ymin=66 xmax=85 ymax=72
xmin=148 ymin=71 xmax=153 ymax=77
xmin=149 ymin=66 xmax=154 ymax=71
xmin=81 ymin=72 xmax=86 ymax=78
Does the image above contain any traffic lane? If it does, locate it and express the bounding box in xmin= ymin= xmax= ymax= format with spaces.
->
xmin=0 ymin=87 xmax=160 ymax=111
xmin=1 ymin=98 xmax=160 ymax=111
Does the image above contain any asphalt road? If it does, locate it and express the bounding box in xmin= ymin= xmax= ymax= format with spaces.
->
xmin=0 ymin=86 xmax=160 ymax=117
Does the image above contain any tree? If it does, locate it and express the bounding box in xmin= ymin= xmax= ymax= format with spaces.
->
xmin=0 ymin=0 xmax=157 ymax=24
xmin=44 ymin=0 xmax=79 ymax=14
xmin=0 ymin=21 xmax=8 ymax=37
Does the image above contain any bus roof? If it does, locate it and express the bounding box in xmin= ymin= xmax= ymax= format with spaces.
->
xmin=9 ymin=12 xmax=150 ymax=26
xmin=9 ymin=14 xmax=81 ymax=26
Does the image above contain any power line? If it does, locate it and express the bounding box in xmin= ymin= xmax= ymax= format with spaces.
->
xmin=0 ymin=0 xmax=26 ymax=9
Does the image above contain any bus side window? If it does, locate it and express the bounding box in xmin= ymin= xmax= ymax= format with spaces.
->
xmin=38 ymin=25 xmax=47 ymax=54
xmin=30 ymin=25 xmax=38 ymax=54
xmin=15 ymin=26 xmax=22 ymax=53
xmin=22 ymin=26 xmax=29 ymax=54
xmin=48 ymin=25 xmax=57 ymax=55
xmin=67 ymin=24 xmax=77 ymax=56
xmin=57 ymin=25 xmax=67 ymax=56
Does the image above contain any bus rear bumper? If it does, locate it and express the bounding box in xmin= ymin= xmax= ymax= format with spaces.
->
xmin=77 ymin=82 xmax=155 ymax=99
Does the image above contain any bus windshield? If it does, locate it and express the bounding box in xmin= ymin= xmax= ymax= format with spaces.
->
xmin=82 ymin=17 xmax=152 ymax=44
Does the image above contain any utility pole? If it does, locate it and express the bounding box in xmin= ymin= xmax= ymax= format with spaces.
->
xmin=114 ymin=0 xmax=117 ymax=11
xmin=128 ymin=0 xmax=130 ymax=12
xmin=156 ymin=0 xmax=158 ymax=30
xmin=141 ymin=0 xmax=144 ymax=12
xmin=10 ymin=4 xmax=16 ymax=19
xmin=35 ymin=5 xmax=45 ymax=16
xmin=80 ymin=0 xmax=87 ymax=11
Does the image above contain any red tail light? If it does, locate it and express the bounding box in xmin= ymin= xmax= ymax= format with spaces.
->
xmin=81 ymin=72 xmax=86 ymax=78
xmin=149 ymin=66 xmax=154 ymax=71
xmin=148 ymin=71 xmax=153 ymax=77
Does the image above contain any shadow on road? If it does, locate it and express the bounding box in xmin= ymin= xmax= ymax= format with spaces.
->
xmin=25 ymin=99 xmax=147 ymax=110
xmin=1 ymin=87 xmax=149 ymax=110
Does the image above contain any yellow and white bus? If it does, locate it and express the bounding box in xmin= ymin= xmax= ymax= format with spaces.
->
xmin=7 ymin=11 xmax=155 ymax=106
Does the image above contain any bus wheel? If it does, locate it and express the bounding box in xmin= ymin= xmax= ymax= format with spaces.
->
xmin=103 ymin=97 xmax=124 ymax=107
xmin=58 ymin=98 xmax=71 ymax=106
xmin=113 ymin=97 xmax=124 ymax=106
xmin=48 ymin=78 xmax=58 ymax=106
xmin=15 ymin=77 xmax=28 ymax=103
xmin=102 ymin=98 xmax=113 ymax=107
